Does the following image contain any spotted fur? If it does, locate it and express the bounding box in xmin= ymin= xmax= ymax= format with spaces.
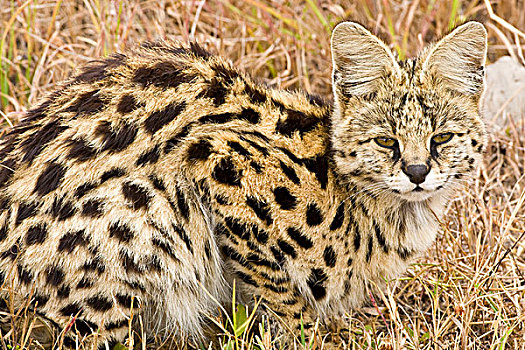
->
xmin=0 ymin=22 xmax=487 ymax=348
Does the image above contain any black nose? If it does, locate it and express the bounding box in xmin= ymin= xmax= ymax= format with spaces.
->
xmin=402 ymin=164 xmax=430 ymax=185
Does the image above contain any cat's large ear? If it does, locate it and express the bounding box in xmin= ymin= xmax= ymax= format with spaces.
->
xmin=331 ymin=22 xmax=401 ymax=98
xmin=420 ymin=22 xmax=487 ymax=99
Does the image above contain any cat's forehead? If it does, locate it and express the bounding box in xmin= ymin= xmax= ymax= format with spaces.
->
xmin=377 ymin=60 xmax=437 ymax=136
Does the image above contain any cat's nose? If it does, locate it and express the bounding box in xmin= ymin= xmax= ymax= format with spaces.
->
xmin=402 ymin=164 xmax=430 ymax=185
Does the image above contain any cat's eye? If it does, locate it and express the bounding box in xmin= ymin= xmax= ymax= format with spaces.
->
xmin=374 ymin=137 xmax=397 ymax=149
xmin=431 ymin=133 xmax=454 ymax=145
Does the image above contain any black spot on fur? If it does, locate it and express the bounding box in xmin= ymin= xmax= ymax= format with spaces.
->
xmin=374 ymin=221 xmax=388 ymax=253
xmin=117 ymin=94 xmax=141 ymax=114
xmin=221 ymin=245 xmax=251 ymax=270
xmin=76 ymin=277 xmax=94 ymax=289
xmin=75 ymin=182 xmax=97 ymax=199
xmin=66 ymin=90 xmax=105 ymax=115
xmin=323 ymin=246 xmax=337 ymax=267
xmin=199 ymin=109 xmax=259 ymax=124
xmin=245 ymin=84 xmax=266 ymax=104
xmin=67 ymin=138 xmax=97 ymax=161
xmin=279 ymin=161 xmax=300 ymax=184
xmin=0 ymin=196 xmax=9 ymax=211
xmin=122 ymin=182 xmax=152 ymax=210
xmin=124 ymin=280 xmax=145 ymax=292
xmin=239 ymin=108 xmax=260 ymax=124
xmin=58 ymin=230 xmax=88 ymax=253
xmin=133 ymin=62 xmax=195 ymax=89
xmin=234 ymin=270 xmax=258 ymax=287
xmin=75 ymin=54 xmax=124 ymax=83
xmin=17 ymin=264 xmax=33 ymax=285
xmin=16 ymin=202 xmax=38 ymax=225
xmin=45 ymin=265 xmax=65 ymax=286
xmin=273 ymin=187 xmax=297 ymax=210
xmin=1 ymin=242 xmax=19 ymax=260
xmin=303 ymin=155 xmax=328 ymax=189
xmin=264 ymin=283 xmax=288 ymax=293
xmin=74 ymin=319 xmax=98 ymax=336
xmin=366 ymin=235 xmax=373 ymax=262
xmin=224 ymin=217 xmax=251 ymax=240
xmin=81 ymin=257 xmax=106 ymax=274
xmin=278 ymin=147 xmax=302 ymax=165
xmin=197 ymin=78 xmax=228 ymax=106
xmin=286 ymin=227 xmax=313 ymax=249
xmin=212 ymin=157 xmax=242 ymax=186
xmin=21 ymin=120 xmax=67 ymax=164
xmin=120 ymin=249 xmax=143 ymax=273
xmin=246 ymin=196 xmax=273 ymax=225
xmin=396 ymin=246 xmax=413 ymax=260
xmin=86 ymin=295 xmax=113 ymax=312
xmin=277 ymin=239 xmax=296 ymax=258
xmin=95 ymin=121 xmax=138 ymax=152
xmin=152 ymin=238 xmax=180 ymax=262
xmin=57 ymin=285 xmax=71 ymax=299
xmin=228 ymin=141 xmax=251 ymax=157
xmin=50 ymin=196 xmax=76 ymax=221
xmin=149 ymin=175 xmax=166 ymax=191
xmin=175 ymin=187 xmax=190 ymax=220
xmin=198 ymin=112 xmax=235 ymax=124
xmin=307 ymin=268 xmax=327 ymax=300
xmin=105 ymin=319 xmax=128 ymax=331
xmin=32 ymin=294 xmax=49 ymax=308
xmin=306 ymin=203 xmax=323 ymax=226
xmin=23 ymin=93 xmax=56 ymax=122
xmin=164 ymin=123 xmax=194 ymax=153
xmin=26 ymin=224 xmax=48 ymax=245
xmin=109 ymin=222 xmax=135 ymax=243
xmin=250 ymin=161 xmax=263 ymax=173
xmin=136 ymin=145 xmax=161 ymax=167
xmin=270 ymin=246 xmax=285 ymax=266
xmin=100 ymin=167 xmax=125 ymax=183
xmin=187 ymin=139 xmax=213 ymax=161
xmin=189 ymin=42 xmax=212 ymax=59
xmin=330 ymin=202 xmax=345 ymax=231
xmin=253 ymin=226 xmax=269 ymax=244
xmin=82 ymin=199 xmax=104 ymax=217
xmin=60 ymin=302 xmax=82 ymax=316
xmin=144 ymin=102 xmax=186 ymax=135
xmin=306 ymin=93 xmax=325 ymax=106
xmin=214 ymin=194 xmax=230 ymax=205
xmin=246 ymin=253 xmax=280 ymax=271
xmin=352 ymin=223 xmax=361 ymax=252
xmin=116 ymin=294 xmax=134 ymax=309
xmin=172 ymin=224 xmax=193 ymax=254
xmin=242 ymin=136 xmax=269 ymax=156
xmin=34 ymin=162 xmax=66 ymax=196
xmin=212 ymin=61 xmax=239 ymax=84
xmin=275 ymin=110 xmax=320 ymax=137
xmin=0 ymin=158 xmax=16 ymax=186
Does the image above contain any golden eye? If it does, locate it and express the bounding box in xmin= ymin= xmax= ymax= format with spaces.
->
xmin=374 ymin=137 xmax=397 ymax=148
xmin=432 ymin=133 xmax=454 ymax=145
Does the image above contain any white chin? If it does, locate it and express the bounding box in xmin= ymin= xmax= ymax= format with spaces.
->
xmin=396 ymin=189 xmax=436 ymax=201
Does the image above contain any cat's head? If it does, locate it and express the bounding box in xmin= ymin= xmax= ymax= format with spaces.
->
xmin=330 ymin=21 xmax=487 ymax=202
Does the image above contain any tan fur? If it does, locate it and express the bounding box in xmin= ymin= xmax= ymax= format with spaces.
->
xmin=0 ymin=23 xmax=487 ymax=348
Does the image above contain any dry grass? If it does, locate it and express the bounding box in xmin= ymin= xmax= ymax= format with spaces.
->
xmin=0 ymin=0 xmax=524 ymax=349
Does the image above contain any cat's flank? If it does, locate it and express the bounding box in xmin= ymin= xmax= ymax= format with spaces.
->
xmin=0 ymin=22 xmax=487 ymax=348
